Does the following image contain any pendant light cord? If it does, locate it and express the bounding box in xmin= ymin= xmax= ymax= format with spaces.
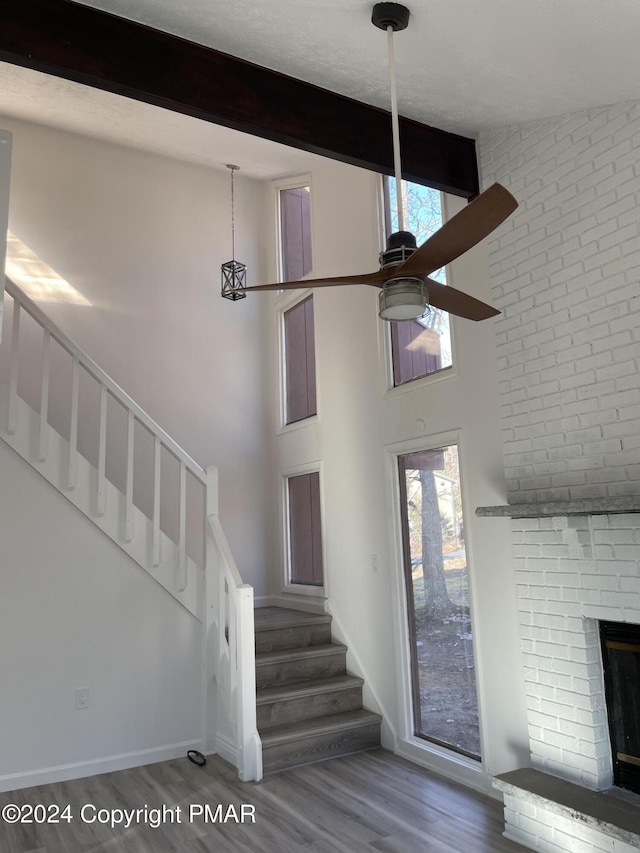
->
xmin=230 ymin=166 xmax=236 ymax=262
xmin=227 ymin=163 xmax=240 ymax=262
xmin=387 ymin=24 xmax=405 ymax=232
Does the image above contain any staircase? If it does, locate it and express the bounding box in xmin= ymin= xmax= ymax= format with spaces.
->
xmin=1 ymin=277 xmax=381 ymax=784
xmin=255 ymin=607 xmax=382 ymax=773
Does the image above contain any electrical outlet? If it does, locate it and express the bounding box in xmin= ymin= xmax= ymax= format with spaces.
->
xmin=372 ymin=554 xmax=379 ymax=574
xmin=75 ymin=687 xmax=90 ymax=710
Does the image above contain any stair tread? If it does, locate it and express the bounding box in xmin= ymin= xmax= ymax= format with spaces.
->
xmin=256 ymin=642 xmax=347 ymax=666
xmin=256 ymin=674 xmax=363 ymax=704
xmin=255 ymin=606 xmax=331 ymax=631
xmin=260 ymin=709 xmax=382 ymax=745
xmin=263 ymin=708 xmax=382 ymax=738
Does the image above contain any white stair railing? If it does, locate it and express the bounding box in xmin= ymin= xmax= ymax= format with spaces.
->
xmin=4 ymin=276 xmax=204 ymax=591
xmin=1 ymin=276 xmax=260 ymax=781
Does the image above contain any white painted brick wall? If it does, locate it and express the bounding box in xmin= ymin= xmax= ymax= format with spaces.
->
xmin=479 ymin=103 xmax=640 ymax=502
xmin=511 ymin=513 xmax=640 ymax=796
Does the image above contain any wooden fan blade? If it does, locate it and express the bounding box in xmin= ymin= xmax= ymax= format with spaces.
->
xmin=397 ymin=183 xmax=518 ymax=279
xmin=244 ymin=270 xmax=387 ymax=292
xmin=426 ymin=277 xmax=500 ymax=321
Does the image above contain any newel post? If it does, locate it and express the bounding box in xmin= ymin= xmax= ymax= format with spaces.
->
xmin=203 ymin=465 xmax=220 ymax=754
xmin=236 ymin=583 xmax=262 ymax=781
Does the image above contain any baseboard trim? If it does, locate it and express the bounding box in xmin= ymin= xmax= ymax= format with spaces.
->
xmin=0 ymin=740 xmax=202 ymax=793
xmin=215 ymin=732 xmax=238 ymax=768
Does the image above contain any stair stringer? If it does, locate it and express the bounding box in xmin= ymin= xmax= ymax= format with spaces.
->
xmin=324 ymin=600 xmax=397 ymax=750
xmin=0 ymin=395 xmax=203 ymax=620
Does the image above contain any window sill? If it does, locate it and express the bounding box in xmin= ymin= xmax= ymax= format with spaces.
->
xmin=396 ymin=736 xmax=487 ymax=795
xmin=382 ymin=364 xmax=456 ymax=400
xmin=277 ymin=413 xmax=319 ymax=436
xmin=282 ymin=582 xmax=326 ymax=598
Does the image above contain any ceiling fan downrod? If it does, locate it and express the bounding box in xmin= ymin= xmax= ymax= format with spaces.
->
xmin=372 ymin=4 xmax=428 ymax=320
xmin=372 ymin=2 xmax=410 ymax=235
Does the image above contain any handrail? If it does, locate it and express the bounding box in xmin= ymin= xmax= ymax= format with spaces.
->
xmin=208 ymin=514 xmax=245 ymax=590
xmin=5 ymin=276 xmax=206 ymax=484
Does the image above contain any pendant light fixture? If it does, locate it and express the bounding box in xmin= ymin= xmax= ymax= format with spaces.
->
xmin=220 ymin=164 xmax=247 ymax=301
xmin=373 ymin=3 xmax=428 ymax=322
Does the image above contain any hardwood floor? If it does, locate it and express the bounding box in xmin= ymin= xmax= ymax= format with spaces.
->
xmin=0 ymin=749 xmax=529 ymax=852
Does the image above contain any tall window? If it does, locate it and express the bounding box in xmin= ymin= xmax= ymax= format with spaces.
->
xmin=283 ymin=295 xmax=316 ymax=425
xmin=279 ymin=184 xmax=312 ymax=282
xmin=398 ymin=444 xmax=480 ymax=759
xmin=287 ymin=471 xmax=324 ymax=587
xmin=385 ymin=177 xmax=452 ymax=385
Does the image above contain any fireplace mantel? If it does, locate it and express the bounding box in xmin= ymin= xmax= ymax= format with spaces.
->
xmin=476 ymin=496 xmax=640 ymax=518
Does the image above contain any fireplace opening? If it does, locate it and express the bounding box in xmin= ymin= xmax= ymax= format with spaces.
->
xmin=600 ymin=620 xmax=640 ymax=795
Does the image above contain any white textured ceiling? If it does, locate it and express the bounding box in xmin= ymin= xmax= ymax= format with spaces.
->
xmin=2 ymin=0 xmax=640 ymax=176
xmin=0 ymin=63 xmax=333 ymax=179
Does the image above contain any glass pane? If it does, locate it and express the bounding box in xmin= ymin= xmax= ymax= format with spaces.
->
xmin=280 ymin=186 xmax=312 ymax=281
xmin=288 ymin=472 xmax=323 ymax=586
xmin=399 ymin=444 xmax=480 ymax=759
xmin=284 ymin=295 xmax=316 ymax=424
xmin=387 ymin=178 xmax=452 ymax=382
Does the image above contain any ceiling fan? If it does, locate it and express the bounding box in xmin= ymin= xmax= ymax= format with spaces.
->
xmin=244 ymin=2 xmax=518 ymax=322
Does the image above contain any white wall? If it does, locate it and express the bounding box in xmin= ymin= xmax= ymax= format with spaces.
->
xmin=264 ymin=160 xmax=529 ymax=790
xmin=0 ymin=439 xmax=202 ymax=791
xmin=479 ymin=101 xmax=640 ymax=504
xmin=1 ymin=116 xmax=271 ymax=591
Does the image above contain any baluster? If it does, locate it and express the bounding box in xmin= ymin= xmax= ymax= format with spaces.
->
xmin=229 ymin=588 xmax=238 ymax=696
xmin=124 ymin=410 xmax=135 ymax=542
xmin=218 ymin=563 xmax=226 ymax=662
xmin=7 ymin=299 xmax=20 ymax=434
xmin=177 ymin=460 xmax=187 ymax=591
xmin=152 ymin=436 xmax=161 ymax=566
xmin=96 ymin=384 xmax=107 ymax=516
xmin=68 ymin=356 xmax=79 ymax=490
xmin=38 ymin=329 xmax=51 ymax=462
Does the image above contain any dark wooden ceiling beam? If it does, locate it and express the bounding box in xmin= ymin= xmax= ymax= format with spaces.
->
xmin=0 ymin=0 xmax=479 ymax=197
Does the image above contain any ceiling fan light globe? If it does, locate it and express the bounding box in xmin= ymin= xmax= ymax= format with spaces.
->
xmin=378 ymin=277 xmax=428 ymax=321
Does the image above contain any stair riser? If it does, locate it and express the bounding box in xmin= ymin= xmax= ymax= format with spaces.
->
xmin=255 ymin=623 xmax=331 ymax=654
xmin=262 ymin=723 xmax=381 ymax=774
xmin=258 ymin=686 xmax=363 ymax=730
xmin=256 ymin=652 xmax=346 ymax=689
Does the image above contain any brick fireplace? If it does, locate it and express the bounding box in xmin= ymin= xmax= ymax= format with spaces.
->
xmin=478 ymin=500 xmax=640 ymax=852
xmin=477 ymin=94 xmax=640 ymax=853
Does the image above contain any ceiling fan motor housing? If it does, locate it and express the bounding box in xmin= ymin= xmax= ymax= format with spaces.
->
xmin=371 ymin=3 xmax=410 ymax=31
xmin=380 ymin=229 xmax=417 ymax=269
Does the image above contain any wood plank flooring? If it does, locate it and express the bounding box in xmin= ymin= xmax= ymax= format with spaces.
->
xmin=0 ymin=749 xmax=529 ymax=852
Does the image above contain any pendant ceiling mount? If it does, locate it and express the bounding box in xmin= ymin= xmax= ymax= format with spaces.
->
xmin=371 ymin=3 xmax=410 ymax=32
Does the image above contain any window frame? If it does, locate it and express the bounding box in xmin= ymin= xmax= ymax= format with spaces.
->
xmin=277 ymin=288 xmax=319 ymax=433
xmin=380 ymin=176 xmax=456 ymax=393
xmin=273 ymin=174 xmax=314 ymax=285
xmin=384 ymin=429 xmax=485 ymax=777
xmin=397 ymin=441 xmax=480 ymax=760
xmin=281 ymin=461 xmax=326 ymax=599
